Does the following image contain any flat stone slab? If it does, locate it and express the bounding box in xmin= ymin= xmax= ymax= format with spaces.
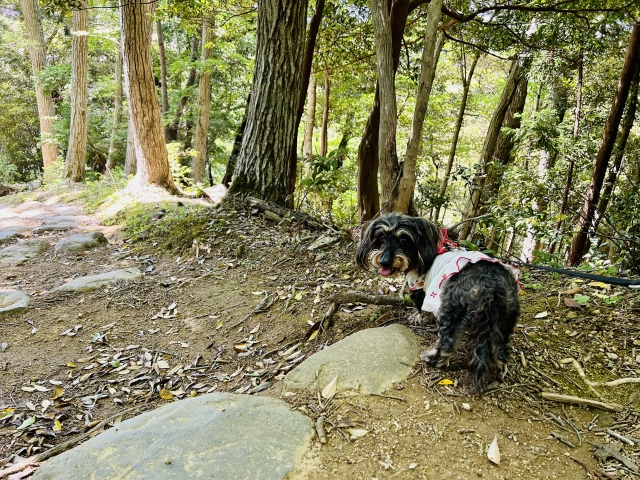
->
xmin=33 ymin=393 xmax=313 ymax=480
xmin=32 ymin=216 xmax=79 ymax=234
xmin=0 ymin=226 xmax=31 ymax=245
xmin=0 ymin=290 xmax=31 ymax=316
xmin=0 ymin=239 xmax=50 ymax=266
xmin=55 ymin=267 xmax=143 ymax=292
xmin=54 ymin=231 xmax=108 ymax=253
xmin=285 ymin=324 xmax=421 ymax=395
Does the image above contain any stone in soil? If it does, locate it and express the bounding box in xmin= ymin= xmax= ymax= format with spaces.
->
xmin=54 ymin=231 xmax=108 ymax=253
xmin=0 ymin=239 xmax=50 ymax=266
xmin=0 ymin=226 xmax=31 ymax=245
xmin=0 ymin=290 xmax=31 ymax=317
xmin=32 ymin=216 xmax=79 ymax=234
xmin=284 ymin=324 xmax=421 ymax=395
xmin=54 ymin=267 xmax=143 ymax=292
xmin=32 ymin=393 xmax=314 ymax=480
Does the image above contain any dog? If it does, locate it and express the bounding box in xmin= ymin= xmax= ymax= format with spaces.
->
xmin=356 ymin=213 xmax=520 ymax=393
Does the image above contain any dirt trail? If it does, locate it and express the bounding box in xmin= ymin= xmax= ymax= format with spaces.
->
xmin=1 ymin=194 xmax=639 ymax=479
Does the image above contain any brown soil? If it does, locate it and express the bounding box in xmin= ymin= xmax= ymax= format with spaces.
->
xmin=1 ymin=193 xmax=639 ymax=479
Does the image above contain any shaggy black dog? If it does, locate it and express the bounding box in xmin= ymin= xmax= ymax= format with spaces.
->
xmin=356 ymin=213 xmax=520 ymax=393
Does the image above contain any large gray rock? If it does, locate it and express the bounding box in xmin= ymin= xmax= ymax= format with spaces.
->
xmin=33 ymin=393 xmax=314 ymax=480
xmin=55 ymin=268 xmax=143 ymax=292
xmin=32 ymin=216 xmax=79 ymax=234
xmin=285 ymin=324 xmax=421 ymax=395
xmin=0 ymin=290 xmax=31 ymax=316
xmin=54 ymin=231 xmax=108 ymax=253
xmin=0 ymin=239 xmax=50 ymax=266
xmin=0 ymin=226 xmax=31 ymax=245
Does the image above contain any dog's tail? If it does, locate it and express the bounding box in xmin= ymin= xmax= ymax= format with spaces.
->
xmin=466 ymin=296 xmax=505 ymax=393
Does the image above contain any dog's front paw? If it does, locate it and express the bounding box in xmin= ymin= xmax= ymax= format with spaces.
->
xmin=420 ymin=348 xmax=440 ymax=366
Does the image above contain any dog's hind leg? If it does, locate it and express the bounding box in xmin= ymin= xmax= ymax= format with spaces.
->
xmin=421 ymin=301 xmax=467 ymax=368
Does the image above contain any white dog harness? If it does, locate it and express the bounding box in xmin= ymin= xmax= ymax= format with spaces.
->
xmin=405 ymin=250 xmax=520 ymax=316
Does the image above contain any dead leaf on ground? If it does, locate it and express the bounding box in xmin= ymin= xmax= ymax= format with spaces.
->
xmin=564 ymin=298 xmax=581 ymax=308
xmin=322 ymin=374 xmax=338 ymax=399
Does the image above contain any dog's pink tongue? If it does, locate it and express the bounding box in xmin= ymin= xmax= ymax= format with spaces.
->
xmin=379 ymin=267 xmax=393 ymax=276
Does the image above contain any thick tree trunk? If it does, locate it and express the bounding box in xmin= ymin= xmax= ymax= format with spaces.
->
xmin=20 ymin=0 xmax=59 ymax=171
xmin=65 ymin=0 xmax=88 ymax=183
xmin=124 ymin=117 xmax=137 ymax=176
xmin=191 ymin=19 xmax=215 ymax=184
xmin=228 ymin=0 xmax=308 ymax=205
xmin=357 ymin=0 xmax=408 ymax=221
xmin=393 ymin=0 xmax=443 ymax=213
xmin=156 ymin=19 xmax=170 ymax=140
xmin=107 ymin=48 xmax=123 ymax=170
xmin=434 ymin=53 xmax=479 ymax=223
xmin=221 ymin=94 xmax=250 ymax=188
xmin=370 ymin=0 xmax=399 ymax=211
xmin=287 ymin=0 xmax=324 ymax=204
xmin=550 ymin=53 xmax=584 ymax=254
xmin=595 ymin=60 xmax=640 ymax=227
xmin=303 ymin=73 xmax=317 ymax=158
xmin=459 ymin=57 xmax=526 ymax=239
xmin=568 ymin=22 xmax=640 ymax=266
xmin=120 ymin=0 xmax=175 ymax=191
xmin=166 ymin=34 xmax=200 ymax=142
xmin=320 ymin=66 xmax=330 ymax=157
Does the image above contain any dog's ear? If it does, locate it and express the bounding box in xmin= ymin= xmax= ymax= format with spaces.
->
xmin=414 ymin=218 xmax=442 ymax=275
xmin=355 ymin=220 xmax=374 ymax=270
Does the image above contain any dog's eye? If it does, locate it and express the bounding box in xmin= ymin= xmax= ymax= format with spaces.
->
xmin=400 ymin=237 xmax=408 ymax=245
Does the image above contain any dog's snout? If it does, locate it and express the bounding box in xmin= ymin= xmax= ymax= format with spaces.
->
xmin=380 ymin=250 xmax=394 ymax=267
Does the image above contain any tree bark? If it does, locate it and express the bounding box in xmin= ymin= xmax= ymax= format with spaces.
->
xmin=568 ymin=22 xmax=640 ymax=266
xmin=370 ymin=0 xmax=399 ymax=211
xmin=303 ymin=73 xmax=317 ymax=158
xmin=156 ymin=19 xmax=170 ymax=140
xmin=287 ymin=0 xmax=324 ymax=203
xmin=107 ymin=48 xmax=123 ymax=170
xmin=65 ymin=0 xmax=88 ymax=183
xmin=357 ymin=0 xmax=408 ymax=221
xmin=166 ymin=34 xmax=200 ymax=142
xmin=459 ymin=56 xmax=526 ymax=239
xmin=191 ymin=19 xmax=215 ymax=184
xmin=20 ymin=0 xmax=59 ymax=171
xmin=434 ymin=53 xmax=479 ymax=223
xmin=595 ymin=59 xmax=640 ymax=227
xmin=124 ymin=117 xmax=137 ymax=176
xmin=320 ymin=66 xmax=330 ymax=157
xmin=221 ymin=94 xmax=250 ymax=188
xmin=393 ymin=0 xmax=443 ymax=213
xmin=120 ymin=0 xmax=175 ymax=191
xmin=228 ymin=0 xmax=308 ymax=205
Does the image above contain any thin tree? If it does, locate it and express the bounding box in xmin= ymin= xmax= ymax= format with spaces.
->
xmin=124 ymin=117 xmax=136 ymax=176
xmin=568 ymin=22 xmax=640 ymax=266
xmin=221 ymin=94 xmax=250 ymax=188
xmin=120 ymin=0 xmax=175 ymax=191
xmin=107 ymin=48 xmax=123 ymax=170
xmin=20 ymin=0 xmax=58 ymax=171
xmin=192 ymin=18 xmax=215 ymax=184
xmin=434 ymin=51 xmax=479 ymax=222
xmin=65 ymin=0 xmax=89 ymax=183
xmin=167 ymin=34 xmax=200 ymax=142
xmin=156 ymin=19 xmax=170 ymax=140
xmin=320 ymin=65 xmax=330 ymax=157
xmin=303 ymin=73 xmax=317 ymax=158
xmin=228 ymin=0 xmax=308 ymax=204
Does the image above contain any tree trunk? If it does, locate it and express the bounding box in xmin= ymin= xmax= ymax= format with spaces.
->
xmin=107 ymin=48 xmax=123 ymax=170
xmin=20 ymin=0 xmax=59 ymax=171
xmin=320 ymin=66 xmax=330 ymax=157
xmin=459 ymin=56 xmax=526 ymax=239
xmin=357 ymin=0 xmax=408 ymax=221
xmin=221 ymin=94 xmax=250 ymax=187
xmin=303 ymin=73 xmax=317 ymax=158
xmin=166 ymin=34 xmax=200 ymax=142
xmin=595 ymin=59 xmax=640 ymax=227
xmin=287 ymin=0 xmax=324 ymax=204
xmin=370 ymin=0 xmax=399 ymax=211
xmin=191 ymin=19 xmax=215 ymax=184
xmin=120 ymin=0 xmax=175 ymax=191
xmin=568 ymin=22 xmax=640 ymax=266
xmin=156 ymin=19 xmax=170 ymax=140
xmin=434 ymin=53 xmax=479 ymax=223
xmin=228 ymin=0 xmax=308 ymax=205
xmin=393 ymin=0 xmax=443 ymax=213
xmin=550 ymin=53 xmax=584 ymax=254
xmin=124 ymin=117 xmax=137 ymax=175
xmin=65 ymin=0 xmax=88 ymax=183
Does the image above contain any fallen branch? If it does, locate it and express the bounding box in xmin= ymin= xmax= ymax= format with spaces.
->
xmin=319 ymin=291 xmax=413 ymax=330
xmin=569 ymin=456 xmax=617 ymax=480
xmin=0 ymin=407 xmax=139 ymax=479
xmin=540 ymin=392 xmax=623 ymax=412
xmin=560 ymin=357 xmax=640 ymax=387
xmin=229 ymin=293 xmax=270 ymax=329
xmin=593 ymin=442 xmax=639 ymax=472
xmin=550 ymin=431 xmax=575 ymax=448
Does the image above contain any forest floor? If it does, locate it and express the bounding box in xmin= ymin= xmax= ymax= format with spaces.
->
xmin=0 ymin=184 xmax=639 ymax=479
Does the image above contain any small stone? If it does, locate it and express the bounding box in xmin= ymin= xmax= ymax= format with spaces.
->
xmin=54 ymin=231 xmax=108 ymax=253
xmin=55 ymin=268 xmax=143 ymax=292
xmin=0 ymin=291 xmax=31 ymax=317
xmin=606 ymin=352 xmax=619 ymax=360
xmin=307 ymin=235 xmax=339 ymax=251
xmin=462 ymin=403 xmax=471 ymax=411
xmin=409 ymin=463 xmax=417 ymax=470
xmin=629 ymin=392 xmax=640 ymax=408
xmin=0 ymin=239 xmax=50 ymax=266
